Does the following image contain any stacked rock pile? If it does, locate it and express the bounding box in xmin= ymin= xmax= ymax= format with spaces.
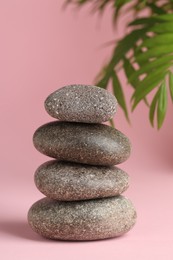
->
xmin=28 ymin=85 xmax=137 ymax=241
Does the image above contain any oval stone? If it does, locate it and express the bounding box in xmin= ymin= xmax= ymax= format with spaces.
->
xmin=33 ymin=122 xmax=131 ymax=166
xmin=28 ymin=196 xmax=137 ymax=240
xmin=34 ymin=160 xmax=129 ymax=201
xmin=44 ymin=85 xmax=117 ymax=123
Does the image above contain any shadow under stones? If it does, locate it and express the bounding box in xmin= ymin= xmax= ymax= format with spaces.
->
xmin=0 ymin=220 xmax=126 ymax=243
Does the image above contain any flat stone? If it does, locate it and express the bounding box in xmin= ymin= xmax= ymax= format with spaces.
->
xmin=34 ymin=160 xmax=129 ymax=201
xmin=44 ymin=85 xmax=117 ymax=123
xmin=33 ymin=122 xmax=131 ymax=166
xmin=28 ymin=196 xmax=137 ymax=240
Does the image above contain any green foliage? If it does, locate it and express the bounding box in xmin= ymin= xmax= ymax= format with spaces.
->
xmin=169 ymin=71 xmax=173 ymax=102
xmin=149 ymin=88 xmax=160 ymax=127
xmin=149 ymin=79 xmax=168 ymax=129
xmin=112 ymin=71 xmax=129 ymax=121
xmin=157 ymin=80 xmax=168 ymax=129
xmin=66 ymin=0 xmax=173 ymax=129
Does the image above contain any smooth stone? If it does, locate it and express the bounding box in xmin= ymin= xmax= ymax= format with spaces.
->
xmin=28 ymin=196 xmax=137 ymax=240
xmin=34 ymin=160 xmax=129 ymax=201
xmin=44 ymin=85 xmax=117 ymax=123
xmin=33 ymin=122 xmax=131 ymax=166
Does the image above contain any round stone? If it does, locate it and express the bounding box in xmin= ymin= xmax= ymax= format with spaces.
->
xmin=33 ymin=122 xmax=131 ymax=166
xmin=28 ymin=196 xmax=137 ymax=240
xmin=34 ymin=160 xmax=129 ymax=201
xmin=44 ymin=85 xmax=117 ymax=123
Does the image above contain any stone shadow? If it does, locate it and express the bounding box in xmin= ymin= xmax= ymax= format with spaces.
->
xmin=0 ymin=220 xmax=125 ymax=243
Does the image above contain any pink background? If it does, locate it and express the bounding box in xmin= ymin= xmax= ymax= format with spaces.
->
xmin=0 ymin=1 xmax=173 ymax=259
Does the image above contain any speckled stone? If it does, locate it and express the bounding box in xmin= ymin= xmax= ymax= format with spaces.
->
xmin=28 ymin=196 xmax=137 ymax=240
xmin=44 ymin=85 xmax=117 ymax=123
xmin=33 ymin=121 xmax=131 ymax=166
xmin=34 ymin=160 xmax=129 ymax=201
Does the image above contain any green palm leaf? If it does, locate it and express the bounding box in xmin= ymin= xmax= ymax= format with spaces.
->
xmin=113 ymin=0 xmax=131 ymax=18
xmin=124 ymin=56 xmax=149 ymax=106
xmin=135 ymin=45 xmax=173 ymax=63
xmin=146 ymin=3 xmax=166 ymax=14
xmin=112 ymin=72 xmax=129 ymax=121
xmin=140 ymin=34 xmax=173 ymax=48
xmin=123 ymin=56 xmax=139 ymax=88
xmin=157 ymin=80 xmax=168 ymax=129
xmin=66 ymin=1 xmax=173 ymax=129
xmin=95 ymin=27 xmax=149 ymax=89
xmin=129 ymin=14 xmax=173 ymax=26
xmin=110 ymin=27 xmax=149 ymax=68
xmin=129 ymin=56 xmax=173 ymax=83
xmin=132 ymin=67 xmax=168 ymax=110
xmin=149 ymin=89 xmax=160 ymax=127
xmin=168 ymin=71 xmax=173 ymax=102
xmin=151 ymin=22 xmax=173 ymax=33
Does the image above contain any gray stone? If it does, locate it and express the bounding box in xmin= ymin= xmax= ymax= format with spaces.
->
xmin=33 ymin=122 xmax=131 ymax=166
xmin=34 ymin=160 xmax=129 ymax=201
xmin=28 ymin=196 xmax=137 ymax=240
xmin=44 ymin=85 xmax=117 ymax=123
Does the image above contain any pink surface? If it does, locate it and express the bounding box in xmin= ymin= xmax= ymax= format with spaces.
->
xmin=0 ymin=1 xmax=173 ymax=259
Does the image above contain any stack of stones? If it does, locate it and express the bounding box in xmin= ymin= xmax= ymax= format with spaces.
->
xmin=28 ymin=85 xmax=137 ymax=241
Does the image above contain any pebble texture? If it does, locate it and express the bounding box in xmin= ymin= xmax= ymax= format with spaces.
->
xmin=34 ymin=160 xmax=129 ymax=201
xmin=28 ymin=196 xmax=137 ymax=240
xmin=44 ymin=85 xmax=117 ymax=123
xmin=33 ymin=121 xmax=131 ymax=166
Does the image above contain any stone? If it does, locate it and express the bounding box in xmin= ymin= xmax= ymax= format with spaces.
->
xmin=34 ymin=160 xmax=129 ymax=201
xmin=33 ymin=121 xmax=131 ymax=166
xmin=44 ymin=85 xmax=117 ymax=123
xmin=28 ymin=196 xmax=137 ymax=241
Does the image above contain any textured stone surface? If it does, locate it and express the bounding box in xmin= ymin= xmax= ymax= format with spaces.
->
xmin=44 ymin=85 xmax=117 ymax=123
xmin=33 ymin=121 xmax=131 ymax=166
xmin=28 ymin=196 xmax=137 ymax=240
xmin=34 ymin=160 xmax=129 ymax=201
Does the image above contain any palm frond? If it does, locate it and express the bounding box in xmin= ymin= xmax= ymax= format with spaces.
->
xmin=66 ymin=0 xmax=173 ymax=128
xmin=96 ymin=13 xmax=173 ymax=128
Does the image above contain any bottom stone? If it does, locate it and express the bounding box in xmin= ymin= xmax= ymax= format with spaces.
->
xmin=28 ymin=196 xmax=137 ymax=241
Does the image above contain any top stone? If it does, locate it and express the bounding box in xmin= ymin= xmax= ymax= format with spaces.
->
xmin=44 ymin=85 xmax=118 ymax=123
